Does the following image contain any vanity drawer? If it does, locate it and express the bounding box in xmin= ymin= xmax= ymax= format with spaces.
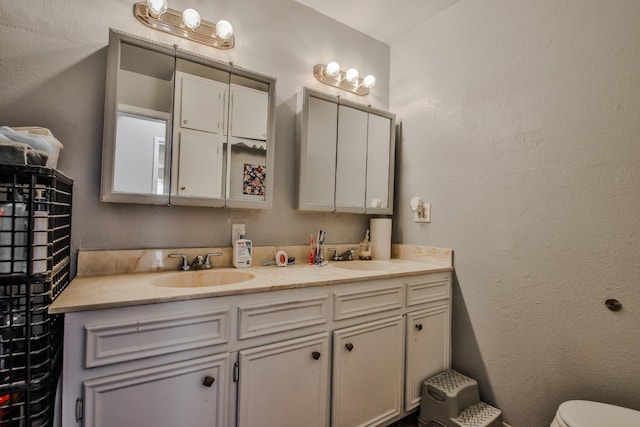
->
xmin=406 ymin=272 xmax=451 ymax=307
xmin=85 ymin=308 xmax=230 ymax=368
xmin=333 ymin=284 xmax=404 ymax=321
xmin=238 ymin=295 xmax=329 ymax=339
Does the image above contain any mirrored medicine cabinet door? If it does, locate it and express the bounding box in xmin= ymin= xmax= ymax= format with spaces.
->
xmin=101 ymin=29 xmax=276 ymax=209
xmin=297 ymin=87 xmax=396 ymax=215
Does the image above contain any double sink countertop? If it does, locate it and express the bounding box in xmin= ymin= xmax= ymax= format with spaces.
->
xmin=49 ymin=244 xmax=453 ymax=314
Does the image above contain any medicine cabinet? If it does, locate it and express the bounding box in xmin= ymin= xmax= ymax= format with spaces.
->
xmin=297 ymin=87 xmax=396 ymax=214
xmin=101 ymin=29 xmax=276 ymax=209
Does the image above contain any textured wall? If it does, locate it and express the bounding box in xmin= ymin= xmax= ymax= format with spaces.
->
xmin=0 ymin=0 xmax=389 ymax=264
xmin=390 ymin=0 xmax=640 ymax=425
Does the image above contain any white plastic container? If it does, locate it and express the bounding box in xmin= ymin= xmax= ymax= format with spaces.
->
xmin=13 ymin=127 xmax=64 ymax=168
xmin=233 ymin=236 xmax=253 ymax=268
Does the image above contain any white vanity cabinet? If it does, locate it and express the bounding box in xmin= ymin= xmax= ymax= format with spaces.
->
xmin=82 ymin=353 xmax=231 ymax=427
xmin=404 ymin=273 xmax=452 ymax=411
xmin=61 ymin=270 xmax=451 ymax=427
xmin=237 ymin=333 xmax=330 ymax=427
xmin=332 ymin=316 xmax=405 ymax=427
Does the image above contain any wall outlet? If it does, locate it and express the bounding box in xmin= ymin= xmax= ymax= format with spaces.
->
xmin=414 ymin=202 xmax=431 ymax=223
xmin=232 ymin=223 xmax=245 ymax=244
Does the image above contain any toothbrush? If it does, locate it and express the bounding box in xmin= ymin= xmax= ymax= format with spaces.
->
xmin=309 ymin=233 xmax=315 ymax=264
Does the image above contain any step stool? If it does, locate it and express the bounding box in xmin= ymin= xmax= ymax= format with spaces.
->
xmin=417 ymin=369 xmax=502 ymax=427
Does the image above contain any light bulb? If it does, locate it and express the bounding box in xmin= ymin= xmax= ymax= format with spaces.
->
xmin=182 ymin=8 xmax=201 ymax=30
xmin=325 ymin=61 xmax=340 ymax=77
xmin=345 ymin=68 xmax=359 ymax=83
xmin=362 ymin=75 xmax=376 ymax=89
xmin=216 ymin=20 xmax=233 ymax=40
xmin=147 ymin=0 xmax=168 ymax=17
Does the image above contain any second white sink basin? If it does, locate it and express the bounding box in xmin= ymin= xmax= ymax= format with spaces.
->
xmin=150 ymin=270 xmax=255 ymax=288
xmin=331 ymin=261 xmax=395 ymax=271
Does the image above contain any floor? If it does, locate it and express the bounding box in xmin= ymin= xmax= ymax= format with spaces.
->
xmin=387 ymin=413 xmax=419 ymax=427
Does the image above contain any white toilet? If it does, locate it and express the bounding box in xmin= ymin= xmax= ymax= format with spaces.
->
xmin=551 ymin=400 xmax=640 ymax=427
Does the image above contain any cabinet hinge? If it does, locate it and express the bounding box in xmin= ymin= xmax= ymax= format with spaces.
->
xmin=75 ymin=397 xmax=83 ymax=422
xmin=233 ymin=362 xmax=239 ymax=382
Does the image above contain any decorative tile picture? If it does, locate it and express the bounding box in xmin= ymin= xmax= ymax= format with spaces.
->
xmin=243 ymin=163 xmax=266 ymax=196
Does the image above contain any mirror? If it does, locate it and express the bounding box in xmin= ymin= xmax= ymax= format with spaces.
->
xmin=101 ymin=29 xmax=276 ymax=209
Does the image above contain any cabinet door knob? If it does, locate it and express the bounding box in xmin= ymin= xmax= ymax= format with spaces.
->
xmin=202 ymin=376 xmax=215 ymax=387
xmin=311 ymin=351 xmax=321 ymax=360
xmin=183 ymin=119 xmax=189 ymax=125
xmin=180 ymin=186 xmax=186 ymax=190
xmin=345 ymin=342 xmax=354 ymax=352
xmin=415 ymin=323 xmax=423 ymax=331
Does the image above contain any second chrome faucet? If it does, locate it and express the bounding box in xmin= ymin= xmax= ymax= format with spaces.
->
xmin=168 ymin=253 xmax=223 ymax=271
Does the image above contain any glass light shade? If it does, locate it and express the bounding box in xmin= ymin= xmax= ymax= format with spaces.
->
xmin=325 ymin=61 xmax=340 ymax=77
xmin=345 ymin=68 xmax=359 ymax=83
xmin=147 ymin=0 xmax=168 ymax=17
xmin=182 ymin=8 xmax=201 ymax=30
xmin=362 ymin=75 xmax=376 ymax=89
xmin=215 ymin=20 xmax=233 ymax=40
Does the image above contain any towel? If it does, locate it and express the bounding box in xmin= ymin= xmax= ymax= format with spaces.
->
xmin=0 ymin=139 xmax=48 ymax=166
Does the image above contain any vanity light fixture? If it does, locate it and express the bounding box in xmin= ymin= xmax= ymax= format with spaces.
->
xmin=133 ymin=1 xmax=234 ymax=49
xmin=313 ymin=61 xmax=376 ymax=96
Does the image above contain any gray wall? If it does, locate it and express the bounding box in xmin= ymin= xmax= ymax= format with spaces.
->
xmin=390 ymin=1 xmax=640 ymax=426
xmin=0 ymin=0 xmax=390 ymax=259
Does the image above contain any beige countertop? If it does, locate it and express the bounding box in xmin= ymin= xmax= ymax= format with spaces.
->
xmin=49 ymin=258 xmax=452 ymax=314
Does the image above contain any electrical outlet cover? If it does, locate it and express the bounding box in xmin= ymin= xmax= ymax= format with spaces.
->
xmin=232 ymin=223 xmax=246 ymax=243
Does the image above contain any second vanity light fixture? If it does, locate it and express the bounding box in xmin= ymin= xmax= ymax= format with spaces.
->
xmin=134 ymin=0 xmax=234 ymax=49
xmin=313 ymin=61 xmax=376 ymax=96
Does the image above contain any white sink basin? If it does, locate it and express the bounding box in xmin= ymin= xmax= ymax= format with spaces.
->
xmin=331 ymin=261 xmax=395 ymax=271
xmin=150 ymin=270 xmax=255 ymax=288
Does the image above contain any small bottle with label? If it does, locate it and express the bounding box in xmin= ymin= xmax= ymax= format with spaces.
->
xmin=232 ymin=234 xmax=253 ymax=268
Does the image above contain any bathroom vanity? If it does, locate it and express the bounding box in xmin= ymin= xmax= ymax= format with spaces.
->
xmin=51 ymin=250 xmax=451 ymax=427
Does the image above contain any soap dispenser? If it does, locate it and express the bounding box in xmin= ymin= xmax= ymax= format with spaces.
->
xmin=359 ymin=229 xmax=372 ymax=260
xmin=233 ymin=234 xmax=253 ymax=268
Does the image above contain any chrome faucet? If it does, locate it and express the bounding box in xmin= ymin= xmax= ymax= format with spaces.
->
xmin=168 ymin=252 xmax=223 ymax=271
xmin=339 ymin=248 xmax=356 ymax=261
xmin=327 ymin=247 xmax=356 ymax=261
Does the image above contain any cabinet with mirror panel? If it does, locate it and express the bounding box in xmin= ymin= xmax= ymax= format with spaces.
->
xmin=296 ymin=87 xmax=396 ymax=214
xmin=101 ymin=29 xmax=276 ymax=209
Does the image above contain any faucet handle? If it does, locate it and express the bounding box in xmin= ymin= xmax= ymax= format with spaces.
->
xmin=204 ymin=252 xmax=223 ymax=268
xmin=168 ymin=254 xmax=190 ymax=271
xmin=341 ymin=248 xmax=356 ymax=261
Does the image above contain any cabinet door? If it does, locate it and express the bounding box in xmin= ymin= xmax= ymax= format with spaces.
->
xmin=405 ymin=305 xmax=451 ymax=411
xmin=299 ymin=94 xmax=338 ymax=211
xmin=335 ymin=105 xmax=368 ymax=212
xmin=365 ymin=113 xmax=392 ymax=210
xmin=332 ymin=316 xmax=404 ymax=427
xmin=237 ymin=333 xmax=330 ymax=427
xmin=177 ymin=73 xmax=227 ymax=135
xmin=230 ymin=84 xmax=269 ymax=140
xmin=82 ymin=353 xmax=231 ymax=427
xmin=176 ymin=130 xmax=224 ymax=198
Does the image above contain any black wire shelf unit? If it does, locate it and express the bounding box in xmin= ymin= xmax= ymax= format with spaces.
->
xmin=0 ymin=165 xmax=72 ymax=426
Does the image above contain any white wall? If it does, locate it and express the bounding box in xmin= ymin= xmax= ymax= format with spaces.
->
xmin=0 ymin=0 xmax=389 ymax=262
xmin=390 ymin=0 xmax=640 ymax=425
